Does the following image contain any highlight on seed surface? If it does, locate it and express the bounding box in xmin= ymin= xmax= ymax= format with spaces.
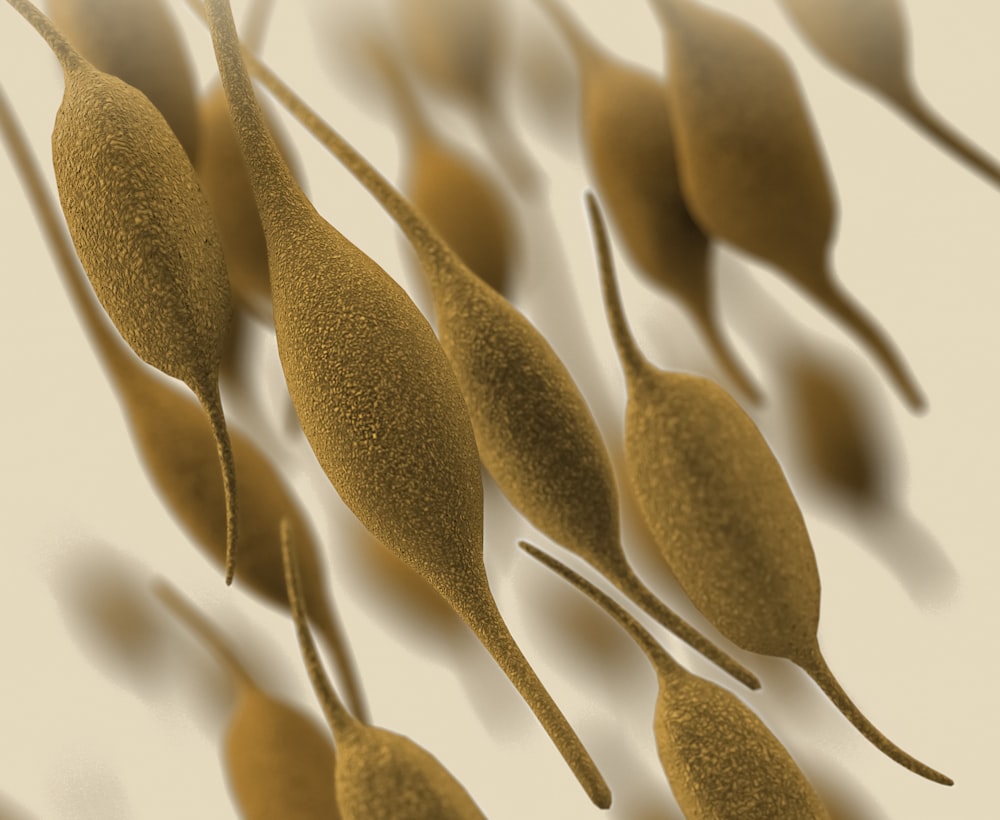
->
xmin=520 ymin=541 xmax=832 ymax=820
xmin=281 ymin=521 xmax=488 ymax=820
xmin=4 ymin=0 xmax=240 ymax=584
xmin=46 ymin=0 xmax=200 ymax=162
xmin=0 ymin=81 xmax=366 ymax=722
xmin=205 ymin=5 xmax=758 ymax=692
xmin=647 ymin=0 xmax=926 ymax=413
xmin=367 ymin=31 xmax=517 ymax=296
xmin=536 ymin=0 xmax=761 ymax=403
xmin=195 ymin=0 xmax=610 ymax=805
xmin=777 ymin=0 xmax=1000 ymax=188
xmin=588 ymin=190 xmax=952 ymax=786
xmin=154 ymin=580 xmax=342 ymax=820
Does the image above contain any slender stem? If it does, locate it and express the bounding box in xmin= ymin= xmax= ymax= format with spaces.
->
xmin=153 ymin=580 xmax=254 ymax=689
xmin=196 ymin=382 xmax=239 ymax=586
xmin=586 ymin=191 xmax=651 ymax=383
xmin=366 ymin=34 xmax=434 ymax=148
xmin=472 ymin=97 xmax=542 ymax=195
xmin=4 ymin=0 xmax=83 ymax=73
xmin=452 ymin=569 xmax=611 ymax=809
xmin=519 ymin=541 xmax=681 ymax=680
xmin=686 ymin=295 xmax=762 ymax=405
xmin=797 ymin=640 xmax=953 ymax=786
xmin=610 ymin=561 xmax=760 ymax=689
xmin=240 ymin=0 xmax=275 ymax=55
xmin=313 ymin=598 xmax=370 ymax=725
xmin=281 ymin=519 xmax=359 ymax=741
xmin=535 ymin=0 xmax=603 ymax=73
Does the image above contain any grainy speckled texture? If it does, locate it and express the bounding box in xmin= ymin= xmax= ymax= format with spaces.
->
xmin=335 ymin=725 xmax=487 ymax=820
xmin=522 ymin=543 xmax=829 ymax=820
xmin=655 ymin=674 xmax=831 ymax=819
xmin=540 ymin=0 xmax=757 ymax=400
xmin=47 ymin=0 xmax=199 ymax=162
xmin=651 ymin=0 xmax=924 ymax=410
xmin=53 ymin=67 xmax=232 ymax=395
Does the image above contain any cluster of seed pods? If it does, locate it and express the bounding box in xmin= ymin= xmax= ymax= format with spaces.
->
xmin=3 ymin=0 xmax=990 ymax=816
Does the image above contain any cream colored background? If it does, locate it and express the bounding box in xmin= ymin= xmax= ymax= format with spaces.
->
xmin=1 ymin=1 xmax=997 ymax=817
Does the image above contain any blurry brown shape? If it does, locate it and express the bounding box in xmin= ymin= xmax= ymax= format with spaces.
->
xmin=46 ymin=0 xmax=200 ymax=162
xmin=155 ymin=581 xmax=342 ymax=820
xmin=537 ymin=0 xmax=761 ymax=403
xmin=778 ymin=0 xmax=1000 ymax=187
xmin=648 ymin=0 xmax=926 ymax=412
xmin=781 ymin=345 xmax=959 ymax=607
xmin=0 ymin=792 xmax=39 ymax=820
xmin=367 ymin=32 xmax=519 ymax=296
xmin=512 ymin=13 xmax=578 ymax=148
xmin=396 ymin=0 xmax=541 ymax=191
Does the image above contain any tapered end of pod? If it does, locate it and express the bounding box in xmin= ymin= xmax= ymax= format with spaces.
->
xmin=687 ymin=301 xmax=764 ymax=406
xmin=611 ymin=563 xmax=761 ymax=690
xmin=197 ymin=385 xmax=239 ymax=585
xmin=586 ymin=191 xmax=651 ymax=385
xmin=807 ymin=279 xmax=927 ymax=414
xmin=797 ymin=640 xmax=953 ymax=786
xmin=6 ymin=0 xmax=85 ymax=74
xmin=281 ymin=519 xmax=357 ymax=740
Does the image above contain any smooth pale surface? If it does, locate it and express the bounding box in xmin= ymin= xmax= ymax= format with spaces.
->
xmin=1 ymin=1 xmax=997 ymax=817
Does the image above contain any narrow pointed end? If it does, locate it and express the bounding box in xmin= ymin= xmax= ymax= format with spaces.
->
xmin=199 ymin=385 xmax=239 ymax=586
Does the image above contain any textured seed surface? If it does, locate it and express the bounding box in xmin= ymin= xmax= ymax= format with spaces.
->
xmin=47 ymin=0 xmax=200 ymax=161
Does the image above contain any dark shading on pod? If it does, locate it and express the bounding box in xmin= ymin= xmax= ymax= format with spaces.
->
xmin=5 ymin=0 xmax=239 ymax=582
xmin=589 ymin=190 xmax=952 ymax=785
xmin=648 ymin=0 xmax=926 ymax=412
xmin=0 ymin=81 xmax=366 ymax=721
xmin=537 ymin=0 xmax=760 ymax=401
xmin=197 ymin=0 xmax=610 ymax=806
xmin=521 ymin=542 xmax=831 ymax=820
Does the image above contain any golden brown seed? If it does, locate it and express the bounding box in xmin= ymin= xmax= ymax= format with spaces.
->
xmin=369 ymin=34 xmax=516 ymax=296
xmin=649 ymin=0 xmax=926 ymax=412
xmin=537 ymin=0 xmax=760 ymax=402
xmin=197 ymin=0 xmax=609 ymax=805
xmin=5 ymin=0 xmax=239 ymax=583
xmin=281 ymin=522 xmax=487 ymax=820
xmin=395 ymin=0 xmax=539 ymax=191
xmin=589 ymin=189 xmax=952 ymax=786
xmin=520 ymin=542 xmax=832 ymax=820
xmin=46 ymin=0 xmax=199 ymax=162
xmin=208 ymin=16 xmax=758 ymax=691
xmin=778 ymin=0 xmax=1000 ymax=187
xmin=0 ymin=82 xmax=366 ymax=721
xmin=155 ymin=582 xmax=342 ymax=820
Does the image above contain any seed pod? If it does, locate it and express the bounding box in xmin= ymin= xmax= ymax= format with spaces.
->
xmin=589 ymin=190 xmax=952 ymax=785
xmin=46 ymin=0 xmax=199 ymax=162
xmin=6 ymin=0 xmax=239 ymax=582
xmin=778 ymin=0 xmax=1000 ymax=187
xmin=648 ymin=0 xmax=926 ymax=412
xmin=198 ymin=0 xmax=609 ymax=805
xmin=396 ymin=0 xmax=539 ymax=191
xmin=207 ymin=15 xmax=758 ymax=690
xmin=521 ymin=542 xmax=832 ymax=820
xmin=369 ymin=34 xmax=516 ymax=296
xmin=281 ymin=522 xmax=487 ymax=820
xmin=537 ymin=0 xmax=760 ymax=401
xmin=0 ymin=81 xmax=366 ymax=721
xmin=155 ymin=582 xmax=342 ymax=820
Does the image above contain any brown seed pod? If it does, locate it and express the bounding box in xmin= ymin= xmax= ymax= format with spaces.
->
xmin=5 ymin=0 xmax=239 ymax=583
xmin=648 ymin=0 xmax=926 ymax=412
xmin=200 ymin=12 xmax=758 ymax=691
xmin=0 ymin=81 xmax=366 ymax=721
xmin=154 ymin=581 xmax=342 ymax=820
xmin=369 ymin=34 xmax=516 ymax=296
xmin=46 ymin=0 xmax=199 ymax=162
xmin=197 ymin=0 xmax=609 ymax=805
xmin=395 ymin=0 xmax=540 ymax=191
xmin=778 ymin=0 xmax=1000 ymax=187
xmin=281 ymin=522 xmax=487 ymax=820
xmin=521 ymin=542 xmax=832 ymax=820
xmin=589 ymin=190 xmax=952 ymax=786
xmin=537 ymin=0 xmax=760 ymax=402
